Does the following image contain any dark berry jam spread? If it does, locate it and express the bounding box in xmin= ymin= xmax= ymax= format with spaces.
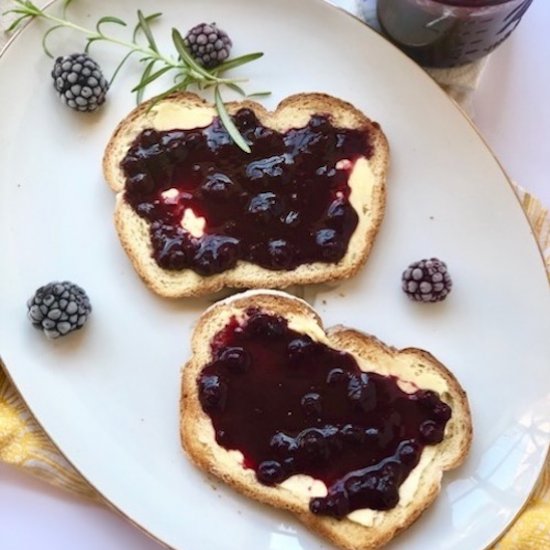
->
xmin=121 ymin=109 xmax=373 ymax=275
xmin=198 ymin=310 xmax=452 ymax=518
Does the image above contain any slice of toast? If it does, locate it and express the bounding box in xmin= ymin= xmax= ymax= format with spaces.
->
xmin=103 ymin=92 xmax=388 ymax=297
xmin=180 ymin=290 xmax=472 ymax=550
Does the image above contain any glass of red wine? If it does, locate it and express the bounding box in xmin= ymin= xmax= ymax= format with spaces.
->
xmin=376 ymin=0 xmax=533 ymax=67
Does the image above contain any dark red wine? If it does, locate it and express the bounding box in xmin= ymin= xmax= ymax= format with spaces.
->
xmin=377 ymin=0 xmax=532 ymax=67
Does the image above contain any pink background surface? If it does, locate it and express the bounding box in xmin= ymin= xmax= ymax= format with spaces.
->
xmin=1 ymin=1 xmax=548 ymax=548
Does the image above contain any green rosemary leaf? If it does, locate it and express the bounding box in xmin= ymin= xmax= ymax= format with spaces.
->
xmin=62 ymin=0 xmax=75 ymax=18
xmin=225 ymin=82 xmax=246 ymax=96
xmin=137 ymin=9 xmax=158 ymax=53
xmin=41 ymin=24 xmax=64 ymax=58
xmin=6 ymin=14 xmax=31 ymax=33
xmin=7 ymin=2 xmax=265 ymax=150
xmin=96 ymin=16 xmax=127 ymax=34
xmin=246 ymin=91 xmax=272 ymax=99
xmin=180 ymin=79 xmax=193 ymax=91
xmin=173 ymin=73 xmax=193 ymax=91
xmin=109 ymin=49 xmax=136 ymax=86
xmin=132 ymin=12 xmax=162 ymax=42
xmin=136 ymin=59 xmax=157 ymax=104
xmin=212 ymin=52 xmax=264 ymax=75
xmin=163 ymin=82 xmax=187 ymax=96
xmin=2 ymin=8 xmax=27 ymax=16
xmin=84 ymin=36 xmax=101 ymax=54
xmin=171 ymin=28 xmax=212 ymax=80
xmin=5 ymin=1 xmax=41 ymax=19
xmin=215 ymin=86 xmax=250 ymax=154
xmin=131 ymin=65 xmax=172 ymax=92
xmin=145 ymin=82 xmax=187 ymax=112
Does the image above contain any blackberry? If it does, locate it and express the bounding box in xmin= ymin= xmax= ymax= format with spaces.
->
xmin=402 ymin=258 xmax=452 ymax=303
xmin=184 ymin=23 xmax=232 ymax=68
xmin=51 ymin=53 xmax=109 ymax=112
xmin=27 ymin=281 xmax=92 ymax=339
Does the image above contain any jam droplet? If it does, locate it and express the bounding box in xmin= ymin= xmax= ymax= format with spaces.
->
xmin=419 ymin=420 xmax=445 ymax=444
xmin=346 ymin=372 xmax=376 ymax=412
xmin=192 ymin=235 xmax=240 ymax=276
xmin=122 ymin=110 xmax=369 ymax=274
xmin=216 ymin=346 xmax=250 ymax=373
xmin=246 ymin=311 xmax=286 ymax=339
xmin=269 ymin=432 xmax=296 ymax=455
xmin=288 ymin=335 xmax=317 ymax=365
xmin=326 ymin=367 xmax=348 ymax=385
xmin=257 ymin=460 xmax=285 ymax=485
xmin=198 ymin=375 xmax=228 ymax=412
xmin=196 ymin=312 xmax=453 ymax=517
xmin=301 ymin=392 xmax=323 ymax=416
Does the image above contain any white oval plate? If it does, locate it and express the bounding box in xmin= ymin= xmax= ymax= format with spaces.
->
xmin=1 ymin=0 xmax=548 ymax=548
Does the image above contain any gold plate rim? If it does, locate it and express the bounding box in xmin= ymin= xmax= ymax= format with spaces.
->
xmin=0 ymin=1 xmax=547 ymax=549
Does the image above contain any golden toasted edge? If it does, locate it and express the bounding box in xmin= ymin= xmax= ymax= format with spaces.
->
xmin=326 ymin=326 xmax=473 ymax=467
xmin=180 ymin=291 xmax=472 ymax=550
xmin=104 ymin=91 xmax=388 ymax=297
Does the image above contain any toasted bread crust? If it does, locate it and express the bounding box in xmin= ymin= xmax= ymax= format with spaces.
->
xmin=180 ymin=290 xmax=473 ymax=550
xmin=103 ymin=92 xmax=389 ymax=298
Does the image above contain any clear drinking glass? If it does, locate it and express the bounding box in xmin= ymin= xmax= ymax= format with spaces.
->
xmin=376 ymin=0 xmax=533 ymax=67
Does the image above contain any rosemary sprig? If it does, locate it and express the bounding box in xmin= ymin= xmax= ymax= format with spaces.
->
xmin=3 ymin=0 xmax=268 ymax=152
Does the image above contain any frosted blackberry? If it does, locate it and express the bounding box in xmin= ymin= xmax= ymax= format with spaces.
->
xmin=402 ymin=258 xmax=452 ymax=303
xmin=184 ymin=23 xmax=232 ymax=68
xmin=51 ymin=53 xmax=108 ymax=112
xmin=27 ymin=281 xmax=92 ymax=339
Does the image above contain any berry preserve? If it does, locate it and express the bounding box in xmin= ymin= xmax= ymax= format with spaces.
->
xmin=376 ymin=0 xmax=533 ymax=67
xmin=121 ymin=109 xmax=373 ymax=276
xmin=197 ymin=310 xmax=452 ymax=518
